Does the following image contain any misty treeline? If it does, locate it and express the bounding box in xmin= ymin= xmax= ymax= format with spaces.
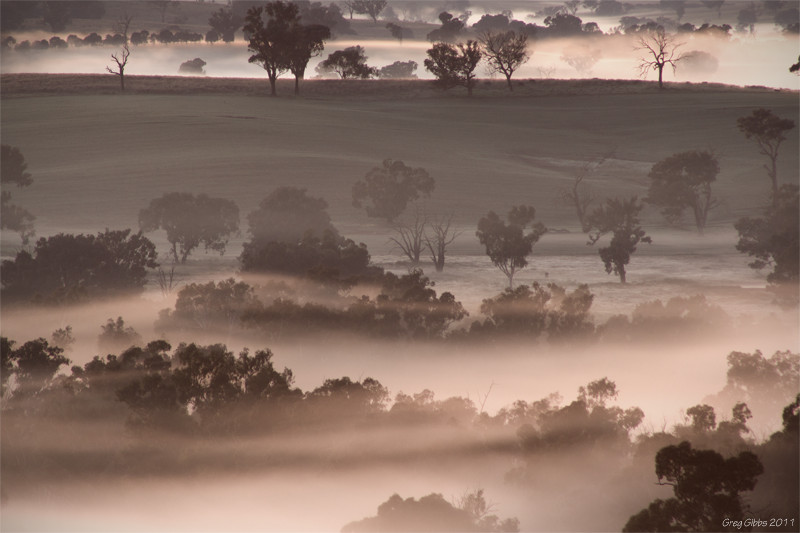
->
xmin=2 ymin=331 xmax=798 ymax=530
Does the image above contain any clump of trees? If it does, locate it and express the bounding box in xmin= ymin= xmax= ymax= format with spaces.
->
xmin=352 ymin=159 xmax=435 ymax=222
xmin=587 ymin=197 xmax=652 ymax=284
xmin=208 ymin=7 xmax=241 ymax=43
xmin=244 ymin=1 xmax=331 ymax=95
xmin=424 ymin=40 xmax=482 ymax=96
xmin=476 ymin=206 xmax=546 ymax=289
xmin=139 ymin=192 xmax=240 ymax=264
xmin=0 ymin=144 xmax=35 ymax=244
xmin=246 ymin=186 xmax=338 ymax=244
xmin=1 ymin=229 xmax=158 ymax=304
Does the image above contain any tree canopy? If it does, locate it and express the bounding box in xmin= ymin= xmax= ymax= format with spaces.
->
xmin=646 ymin=150 xmax=719 ymax=234
xmin=317 ymin=45 xmax=376 ymax=78
xmin=476 ymin=206 xmax=546 ymax=289
xmin=424 ymin=40 xmax=482 ymax=96
xmin=0 ymin=144 xmax=35 ymax=244
xmin=139 ymin=192 xmax=240 ymax=264
xmin=736 ymin=108 xmax=796 ymax=206
xmin=587 ymin=197 xmax=652 ymax=283
xmin=246 ymin=186 xmax=337 ymax=244
xmin=352 ymin=159 xmax=435 ymax=222
xmin=479 ymin=30 xmax=530 ymax=91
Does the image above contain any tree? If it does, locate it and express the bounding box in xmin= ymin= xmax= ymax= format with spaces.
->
xmin=287 ymin=23 xmax=330 ymax=94
xmin=424 ymin=40 xmax=482 ymax=96
xmin=378 ymin=60 xmax=418 ymax=79
xmin=352 ymin=159 xmax=435 ymax=222
xmin=635 ymin=28 xmax=684 ymax=89
xmin=559 ymin=152 xmax=611 ymax=233
xmin=138 ymin=192 xmax=240 ymax=264
xmin=98 ymin=316 xmax=142 ymax=352
xmin=318 ymin=46 xmax=377 ymax=79
xmin=354 ymin=0 xmax=387 ymax=22
xmin=385 ymin=22 xmax=407 ymax=43
xmin=736 ymin=108 xmax=796 ymax=206
xmin=243 ymin=1 xmax=300 ymax=96
xmin=2 ymin=338 xmax=70 ymax=397
xmin=623 ymin=441 xmax=763 ymax=532
xmin=247 ymin=186 xmax=337 ymax=244
xmin=1 ymin=229 xmax=158 ymax=303
xmin=112 ymin=12 xmax=133 ymax=45
xmin=105 ymin=43 xmax=130 ymax=92
xmin=208 ymin=7 xmax=241 ymax=42
xmin=479 ymin=30 xmax=530 ymax=91
xmin=426 ymin=214 xmax=460 ymax=272
xmin=476 ymin=206 xmax=547 ymax=289
xmin=427 ymin=11 xmax=466 ymax=42
xmin=587 ymin=197 xmax=652 ymax=283
xmin=389 ymin=207 xmax=427 ymax=264
xmin=734 ymin=184 xmax=799 ymax=285
xmin=0 ymin=144 xmax=35 ymax=244
xmin=646 ymin=150 xmax=719 ymax=234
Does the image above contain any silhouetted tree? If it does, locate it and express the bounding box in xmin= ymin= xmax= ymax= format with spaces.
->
xmin=385 ymin=22 xmax=406 ymax=43
xmin=1 ymin=229 xmax=158 ymax=304
xmin=243 ymin=1 xmax=300 ymax=96
xmin=105 ymin=43 xmax=130 ymax=91
xmin=587 ymin=197 xmax=652 ymax=283
xmin=426 ymin=11 xmax=465 ymax=42
xmin=736 ymin=3 xmax=758 ymax=34
xmin=426 ymin=214 xmax=460 ymax=272
xmin=208 ymin=7 xmax=241 ymax=42
xmin=247 ymin=186 xmax=337 ymax=244
xmin=318 ymin=45 xmax=377 ymax=78
xmin=378 ymin=60 xmax=418 ymax=79
xmin=635 ymin=28 xmax=684 ymax=88
xmin=98 ymin=317 xmax=142 ymax=352
xmin=352 ymin=159 xmax=435 ymax=222
xmin=479 ymin=30 xmax=529 ymax=91
xmin=156 ymin=278 xmax=261 ymax=334
xmin=139 ymin=192 xmax=239 ymax=264
xmin=287 ymin=23 xmax=330 ymax=93
xmin=179 ymin=58 xmax=206 ymax=74
xmin=734 ymin=184 xmax=799 ymax=286
xmin=791 ymin=55 xmax=800 ymax=73
xmin=1 ymin=337 xmax=70 ymax=398
xmin=559 ymin=152 xmax=611 ymax=233
xmin=623 ymin=441 xmax=763 ymax=532
xmin=425 ymin=40 xmax=482 ymax=96
xmin=736 ymin=108 xmax=796 ymax=206
xmin=0 ymin=144 xmax=35 ymax=244
xmin=476 ymin=206 xmax=546 ymax=289
xmin=646 ymin=150 xmax=719 ymax=234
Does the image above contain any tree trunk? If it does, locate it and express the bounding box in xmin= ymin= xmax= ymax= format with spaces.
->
xmin=269 ymin=76 xmax=277 ymax=96
xmin=658 ymin=65 xmax=664 ymax=89
xmin=505 ymin=74 xmax=513 ymax=91
xmin=120 ymin=73 xmax=125 ymax=92
xmin=294 ymin=76 xmax=300 ymax=95
xmin=619 ymin=268 xmax=626 ymax=283
xmin=769 ymin=155 xmax=779 ymax=207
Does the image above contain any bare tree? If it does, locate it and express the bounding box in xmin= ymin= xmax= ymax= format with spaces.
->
xmin=389 ymin=207 xmax=427 ymax=264
xmin=635 ymin=28 xmax=684 ymax=89
xmin=559 ymin=151 xmax=613 ymax=232
xmin=106 ymin=44 xmax=130 ymax=91
xmin=426 ymin=214 xmax=461 ymax=272
xmin=342 ymin=0 xmax=356 ymax=19
xmin=479 ymin=30 xmax=530 ymax=91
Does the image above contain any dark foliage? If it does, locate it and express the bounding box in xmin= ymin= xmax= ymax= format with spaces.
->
xmin=476 ymin=206 xmax=546 ymax=289
xmin=736 ymin=108 xmax=796 ymax=206
xmin=1 ymin=230 xmax=158 ymax=304
xmin=378 ymin=60 xmax=418 ymax=79
xmin=317 ymin=45 xmax=377 ymax=79
xmin=587 ymin=197 xmax=651 ymax=284
xmin=208 ymin=7 xmax=242 ymax=42
xmin=0 ymin=144 xmax=35 ymax=244
xmin=424 ymin=40 xmax=482 ymax=96
xmin=352 ymin=159 xmax=435 ymax=222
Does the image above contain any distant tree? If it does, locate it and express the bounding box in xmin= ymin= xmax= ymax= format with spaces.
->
xmin=243 ymin=1 xmax=300 ymax=96
xmin=635 ymin=28 xmax=684 ymax=89
xmin=479 ymin=30 xmax=529 ymax=91
xmin=646 ymin=150 xmax=719 ymax=234
xmin=476 ymin=206 xmax=547 ymax=289
xmin=736 ymin=3 xmax=758 ymax=34
xmin=559 ymin=152 xmax=610 ymax=233
xmin=208 ymin=7 xmax=241 ymax=42
xmin=112 ymin=12 xmax=133 ymax=44
xmin=560 ymin=44 xmax=602 ymax=75
xmin=736 ymin=108 xmax=796 ymax=206
xmin=98 ymin=317 xmax=142 ymax=352
xmin=735 ymin=184 xmax=799 ymax=286
xmin=178 ymin=58 xmax=206 ymax=74
xmin=130 ymin=30 xmax=149 ymax=45
xmin=352 ymin=159 xmax=435 ymax=222
xmin=1 ymin=338 xmax=70 ymax=397
xmin=156 ymin=278 xmax=261 ymax=334
xmin=342 ymin=0 xmax=356 ymax=19
xmin=623 ymin=441 xmax=763 ymax=532
xmin=343 ymin=491 xmax=519 ymax=532
xmin=426 ymin=11 xmax=466 ymax=42
xmin=287 ymin=23 xmax=331 ymax=94
xmin=318 ymin=46 xmax=377 ymax=79
xmin=426 ymin=214 xmax=460 ymax=272
xmin=378 ymin=60 xmax=418 ymax=79
xmin=791 ymin=55 xmax=800 ymax=73
xmin=138 ymin=192 xmax=240 ymax=264
xmin=701 ymin=0 xmax=725 ymax=18
xmin=0 ymin=144 xmax=35 ymax=244
xmin=587 ymin=197 xmax=652 ymax=283
xmin=354 ymin=0 xmax=387 ymax=22
xmin=105 ymin=44 xmax=130 ymax=92
xmin=247 ymin=186 xmax=337 ymax=244
xmin=385 ymin=22 xmax=407 ymax=43
xmin=542 ymin=12 xmax=584 ymax=37
xmin=42 ymin=1 xmax=71 ymax=32
xmin=1 ymin=229 xmax=158 ymax=303
xmin=774 ymin=8 xmax=799 ymax=33
xmin=424 ymin=40 xmax=482 ymax=96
